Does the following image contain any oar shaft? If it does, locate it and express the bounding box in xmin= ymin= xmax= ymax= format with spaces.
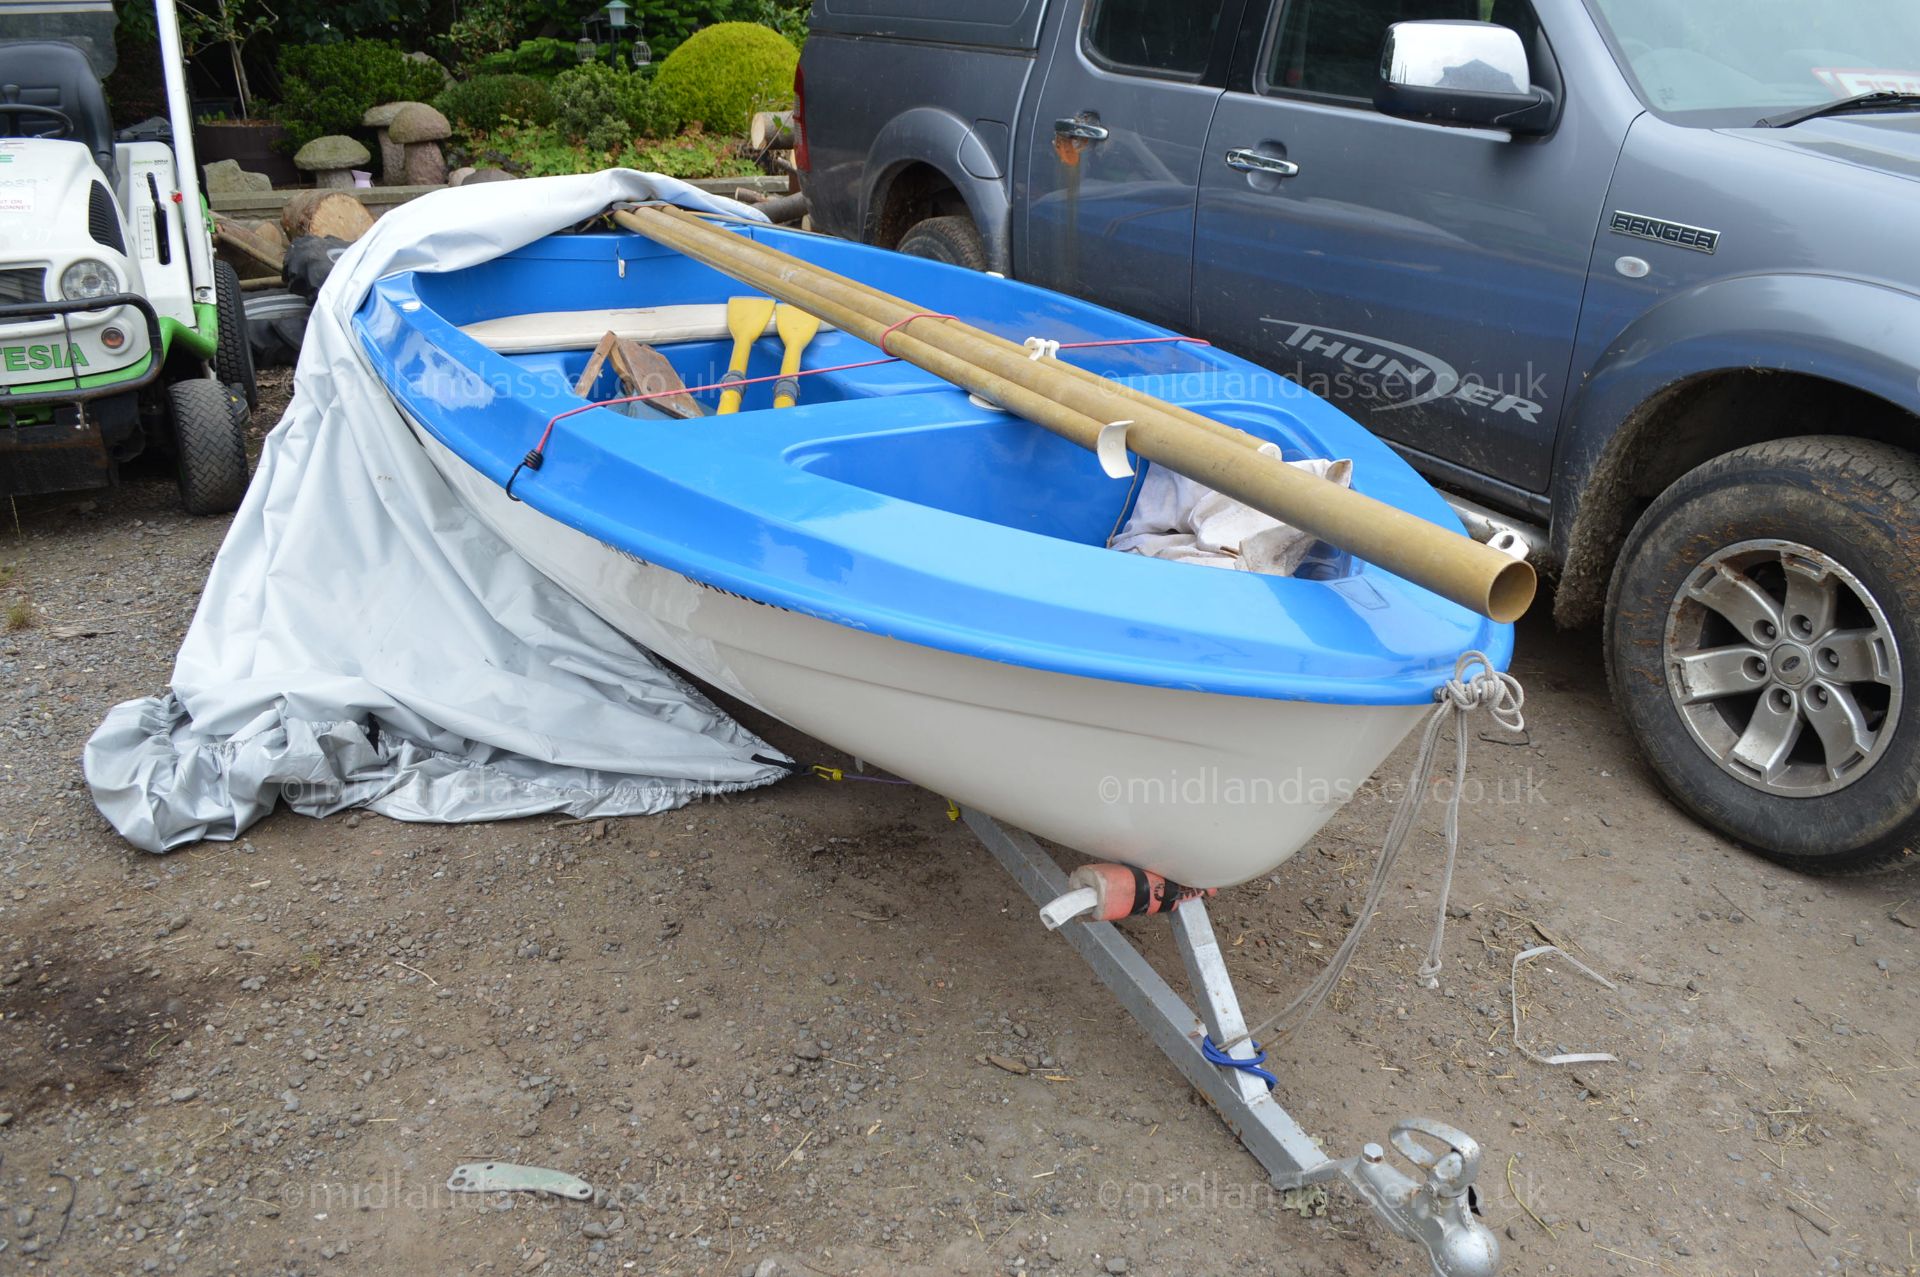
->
xmin=614 ymin=206 xmax=1534 ymax=623
xmin=648 ymin=206 xmax=1265 ymax=455
xmin=718 ymin=296 xmax=774 ymax=415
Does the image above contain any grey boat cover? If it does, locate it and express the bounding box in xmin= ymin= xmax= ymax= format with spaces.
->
xmin=85 ymin=172 xmax=792 ymax=853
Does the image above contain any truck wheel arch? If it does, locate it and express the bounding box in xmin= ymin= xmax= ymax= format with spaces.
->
xmin=1550 ymin=275 xmax=1920 ymax=628
xmin=861 ymin=108 xmax=1012 ymax=274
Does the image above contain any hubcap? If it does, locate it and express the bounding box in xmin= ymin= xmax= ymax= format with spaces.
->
xmin=1663 ymin=539 xmax=1902 ymax=798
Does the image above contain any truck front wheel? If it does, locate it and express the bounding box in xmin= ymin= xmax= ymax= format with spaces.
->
xmin=1606 ymin=436 xmax=1920 ymax=874
xmin=896 ymin=216 xmax=987 ymax=271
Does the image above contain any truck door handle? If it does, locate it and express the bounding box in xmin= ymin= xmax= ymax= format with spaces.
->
xmin=1054 ymin=118 xmax=1110 ymax=143
xmin=1224 ymin=148 xmax=1300 ymax=178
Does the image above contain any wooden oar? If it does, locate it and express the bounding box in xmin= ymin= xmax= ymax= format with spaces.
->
xmin=772 ymin=303 xmax=822 ymax=409
xmin=614 ymin=206 xmax=1534 ymax=623
xmin=717 ymin=295 xmax=775 ymax=415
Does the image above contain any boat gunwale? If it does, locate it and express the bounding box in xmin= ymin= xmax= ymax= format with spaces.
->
xmin=352 ymin=228 xmax=1513 ymax=707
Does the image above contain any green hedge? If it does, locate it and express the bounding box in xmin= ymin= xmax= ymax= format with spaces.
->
xmin=651 ymin=22 xmax=797 ymax=135
xmin=435 ymin=73 xmax=558 ymax=132
xmin=277 ymin=41 xmax=448 ymax=149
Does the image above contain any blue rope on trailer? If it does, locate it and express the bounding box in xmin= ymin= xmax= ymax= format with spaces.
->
xmin=1200 ymin=1035 xmax=1277 ymax=1091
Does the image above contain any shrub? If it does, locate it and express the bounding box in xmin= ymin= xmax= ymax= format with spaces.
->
xmin=623 ymin=75 xmax=681 ymax=140
xmin=550 ymin=62 xmax=677 ymax=151
xmin=444 ymin=0 xmax=524 ymax=68
xmin=276 ymin=40 xmax=448 ymax=148
xmin=619 ymin=2 xmax=811 ymax=60
xmin=435 ymin=73 xmax=557 ymax=132
xmin=618 ymin=129 xmax=758 ymax=178
xmin=473 ymin=36 xmax=581 ymax=79
xmin=469 ymin=120 xmax=757 ymax=179
xmin=651 ymin=22 xmax=797 ymax=135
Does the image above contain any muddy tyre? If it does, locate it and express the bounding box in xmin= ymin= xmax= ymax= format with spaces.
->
xmin=897 ymin=215 xmax=987 ymax=271
xmin=213 ymin=259 xmax=258 ymax=411
xmin=169 ymin=377 xmax=249 ymax=516
xmin=1606 ymin=436 xmax=1920 ymax=874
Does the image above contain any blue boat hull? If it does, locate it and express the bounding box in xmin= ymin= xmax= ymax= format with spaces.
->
xmin=354 ymin=222 xmax=1512 ymax=884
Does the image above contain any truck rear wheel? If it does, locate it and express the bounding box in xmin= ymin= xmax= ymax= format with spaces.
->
xmin=214 ymin=259 xmax=258 ymax=411
xmin=169 ymin=377 xmax=249 ymax=515
xmin=1606 ymin=436 xmax=1920 ymax=874
xmin=897 ymin=216 xmax=987 ymax=271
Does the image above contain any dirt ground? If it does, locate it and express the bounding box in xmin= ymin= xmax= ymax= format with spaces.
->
xmin=0 ymin=367 xmax=1915 ymax=1277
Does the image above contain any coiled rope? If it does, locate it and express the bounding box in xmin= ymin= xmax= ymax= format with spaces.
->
xmin=1229 ymin=651 xmax=1525 ymax=1049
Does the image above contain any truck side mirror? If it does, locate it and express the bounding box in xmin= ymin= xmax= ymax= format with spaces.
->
xmin=1375 ymin=20 xmax=1557 ymax=135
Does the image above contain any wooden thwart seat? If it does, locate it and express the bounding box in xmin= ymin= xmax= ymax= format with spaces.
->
xmin=462 ymin=305 xmax=833 ymax=355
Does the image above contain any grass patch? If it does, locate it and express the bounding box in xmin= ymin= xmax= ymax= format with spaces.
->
xmin=5 ymin=599 xmax=36 ymax=631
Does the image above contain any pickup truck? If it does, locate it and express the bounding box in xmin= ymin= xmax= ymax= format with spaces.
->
xmin=794 ymin=0 xmax=1920 ymax=876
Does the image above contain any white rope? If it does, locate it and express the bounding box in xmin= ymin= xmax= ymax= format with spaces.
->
xmin=1233 ymin=651 xmax=1524 ymax=1047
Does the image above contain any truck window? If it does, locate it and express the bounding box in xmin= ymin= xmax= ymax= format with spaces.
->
xmin=1266 ymin=0 xmax=1519 ymax=101
xmin=1085 ymin=0 xmax=1229 ymax=80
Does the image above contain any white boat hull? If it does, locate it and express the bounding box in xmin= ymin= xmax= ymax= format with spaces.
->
xmin=414 ymin=424 xmax=1425 ymax=887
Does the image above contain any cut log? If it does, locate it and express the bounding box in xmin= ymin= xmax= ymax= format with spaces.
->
xmin=213 ymin=218 xmax=287 ymax=274
xmin=755 ymin=192 xmax=809 ymax=226
xmin=750 ymin=111 xmax=795 ymax=151
xmin=281 ymin=190 xmax=375 ymax=243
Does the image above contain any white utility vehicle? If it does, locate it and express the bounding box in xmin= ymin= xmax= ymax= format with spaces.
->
xmin=0 ymin=0 xmax=254 ymax=513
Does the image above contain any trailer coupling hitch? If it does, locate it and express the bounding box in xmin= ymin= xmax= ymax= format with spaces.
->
xmin=1273 ymin=1118 xmax=1500 ymax=1277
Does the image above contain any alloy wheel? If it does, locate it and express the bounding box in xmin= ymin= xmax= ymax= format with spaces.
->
xmin=1663 ymin=539 xmax=1902 ymax=797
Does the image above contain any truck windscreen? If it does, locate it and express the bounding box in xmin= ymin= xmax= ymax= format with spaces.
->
xmin=1591 ymin=0 xmax=1920 ymax=118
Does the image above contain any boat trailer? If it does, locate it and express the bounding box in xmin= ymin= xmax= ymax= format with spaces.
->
xmin=963 ymin=809 xmax=1502 ymax=1277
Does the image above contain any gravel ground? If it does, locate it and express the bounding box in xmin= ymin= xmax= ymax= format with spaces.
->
xmin=0 ymin=367 xmax=1915 ymax=1276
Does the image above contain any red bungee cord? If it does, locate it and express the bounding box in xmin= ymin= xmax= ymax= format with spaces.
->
xmin=505 ymin=331 xmax=1210 ymax=500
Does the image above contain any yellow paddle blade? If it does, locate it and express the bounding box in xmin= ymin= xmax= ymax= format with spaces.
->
xmin=775 ymin=303 xmax=822 ymax=349
xmin=772 ymin=304 xmax=823 ymax=409
xmin=727 ymin=295 xmax=777 ymax=347
xmin=719 ymin=295 xmax=776 ymax=415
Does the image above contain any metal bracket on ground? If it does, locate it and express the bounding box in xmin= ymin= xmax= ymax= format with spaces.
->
xmin=963 ymin=809 xmax=1502 ymax=1277
xmin=446 ymin=1162 xmax=593 ymax=1201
